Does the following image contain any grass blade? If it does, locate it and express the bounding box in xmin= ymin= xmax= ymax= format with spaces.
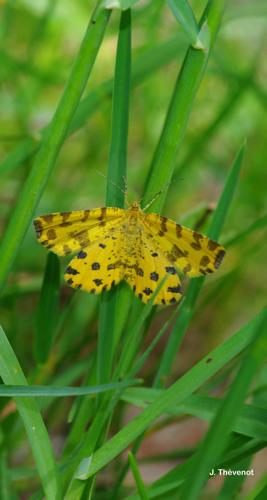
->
xmin=64 ymin=10 xmax=132 ymax=498
xmin=0 ymin=326 xmax=60 ymax=499
xmin=34 ymin=253 xmax=60 ymax=364
xmin=128 ymin=452 xmax=149 ymax=500
xmin=208 ymin=143 xmax=245 ymax=240
xmin=0 ymin=380 xmax=139 ymax=397
xmin=167 ymin=0 xmax=204 ymax=49
xmin=98 ymin=8 xmax=131 ymax=383
xmin=0 ymin=5 xmax=111 ymax=294
xmin=155 ymin=143 xmax=244 ymax=384
xmin=142 ymin=0 xmax=226 ymax=213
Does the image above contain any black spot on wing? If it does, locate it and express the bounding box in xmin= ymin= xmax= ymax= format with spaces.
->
xmin=34 ymin=220 xmax=43 ymax=238
xmin=47 ymin=229 xmax=57 ymax=240
xmin=190 ymin=232 xmax=203 ymax=250
xmin=77 ymin=250 xmax=87 ymax=259
xmin=200 ymin=255 xmax=210 ymax=266
xmin=215 ymin=249 xmax=225 ymax=269
xmin=165 ymin=266 xmax=176 ymax=275
xmin=167 ymin=285 xmax=182 ymax=293
xmin=63 ymin=244 xmax=72 ymax=255
xmin=92 ymin=262 xmax=100 ymax=270
xmin=66 ymin=266 xmax=80 ymax=275
xmin=93 ymin=278 xmax=103 ymax=286
xmin=183 ymin=263 xmax=192 ymax=274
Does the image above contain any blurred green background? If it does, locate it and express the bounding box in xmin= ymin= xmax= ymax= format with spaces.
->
xmin=0 ymin=0 xmax=267 ymax=498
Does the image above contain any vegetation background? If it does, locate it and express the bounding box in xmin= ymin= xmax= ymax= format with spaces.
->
xmin=0 ymin=0 xmax=267 ymax=499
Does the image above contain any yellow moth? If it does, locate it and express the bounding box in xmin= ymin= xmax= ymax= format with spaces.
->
xmin=34 ymin=202 xmax=225 ymax=305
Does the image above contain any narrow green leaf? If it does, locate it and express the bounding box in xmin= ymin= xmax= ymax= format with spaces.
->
xmin=34 ymin=253 xmax=60 ymax=364
xmin=128 ymin=452 xmax=149 ymax=500
xmin=167 ymin=0 xmax=208 ymax=49
xmin=0 ymin=326 xmax=60 ymax=499
xmin=155 ymin=143 xmax=244 ymax=384
xmin=208 ymin=143 xmax=245 ymax=241
xmin=142 ymin=0 xmax=226 ymax=213
xmin=64 ymin=12 xmax=132 ymax=497
xmin=0 ymin=380 xmax=140 ymax=397
xmin=0 ymin=447 xmax=11 ymax=500
xmin=0 ymin=5 xmax=111 ymax=294
xmin=98 ymin=8 xmax=131 ymax=384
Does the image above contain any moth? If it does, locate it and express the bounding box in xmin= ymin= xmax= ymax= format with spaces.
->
xmin=34 ymin=202 xmax=225 ymax=305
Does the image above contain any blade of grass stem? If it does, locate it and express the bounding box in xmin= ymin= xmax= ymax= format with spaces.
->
xmin=155 ymin=143 xmax=244 ymax=385
xmin=65 ymin=11 xmax=132 ymax=498
xmin=167 ymin=0 xmax=202 ymax=48
xmin=142 ymin=0 xmax=226 ymax=213
xmin=0 ymin=448 xmax=11 ymax=500
xmin=114 ymin=278 xmax=168 ymax=379
xmin=128 ymin=452 xmax=149 ymax=500
xmin=0 ymin=326 xmax=60 ymax=499
xmin=0 ymin=4 xmax=111 ymax=294
xmin=0 ymin=380 xmax=139 ymax=397
xmin=34 ymin=253 xmax=60 ymax=364
xmin=98 ymin=8 xmax=131 ymax=388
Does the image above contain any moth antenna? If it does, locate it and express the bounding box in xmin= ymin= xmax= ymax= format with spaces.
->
xmin=122 ymin=175 xmax=131 ymax=207
xmin=142 ymin=177 xmax=184 ymax=211
xmin=142 ymin=190 xmax=162 ymax=211
xmin=95 ymin=170 xmax=128 ymax=204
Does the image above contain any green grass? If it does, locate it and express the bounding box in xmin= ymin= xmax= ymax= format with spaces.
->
xmin=0 ymin=0 xmax=267 ymax=499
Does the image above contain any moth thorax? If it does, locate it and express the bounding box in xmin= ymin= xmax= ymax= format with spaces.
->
xmin=125 ymin=219 xmax=142 ymax=236
xmin=129 ymin=201 xmax=141 ymax=212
